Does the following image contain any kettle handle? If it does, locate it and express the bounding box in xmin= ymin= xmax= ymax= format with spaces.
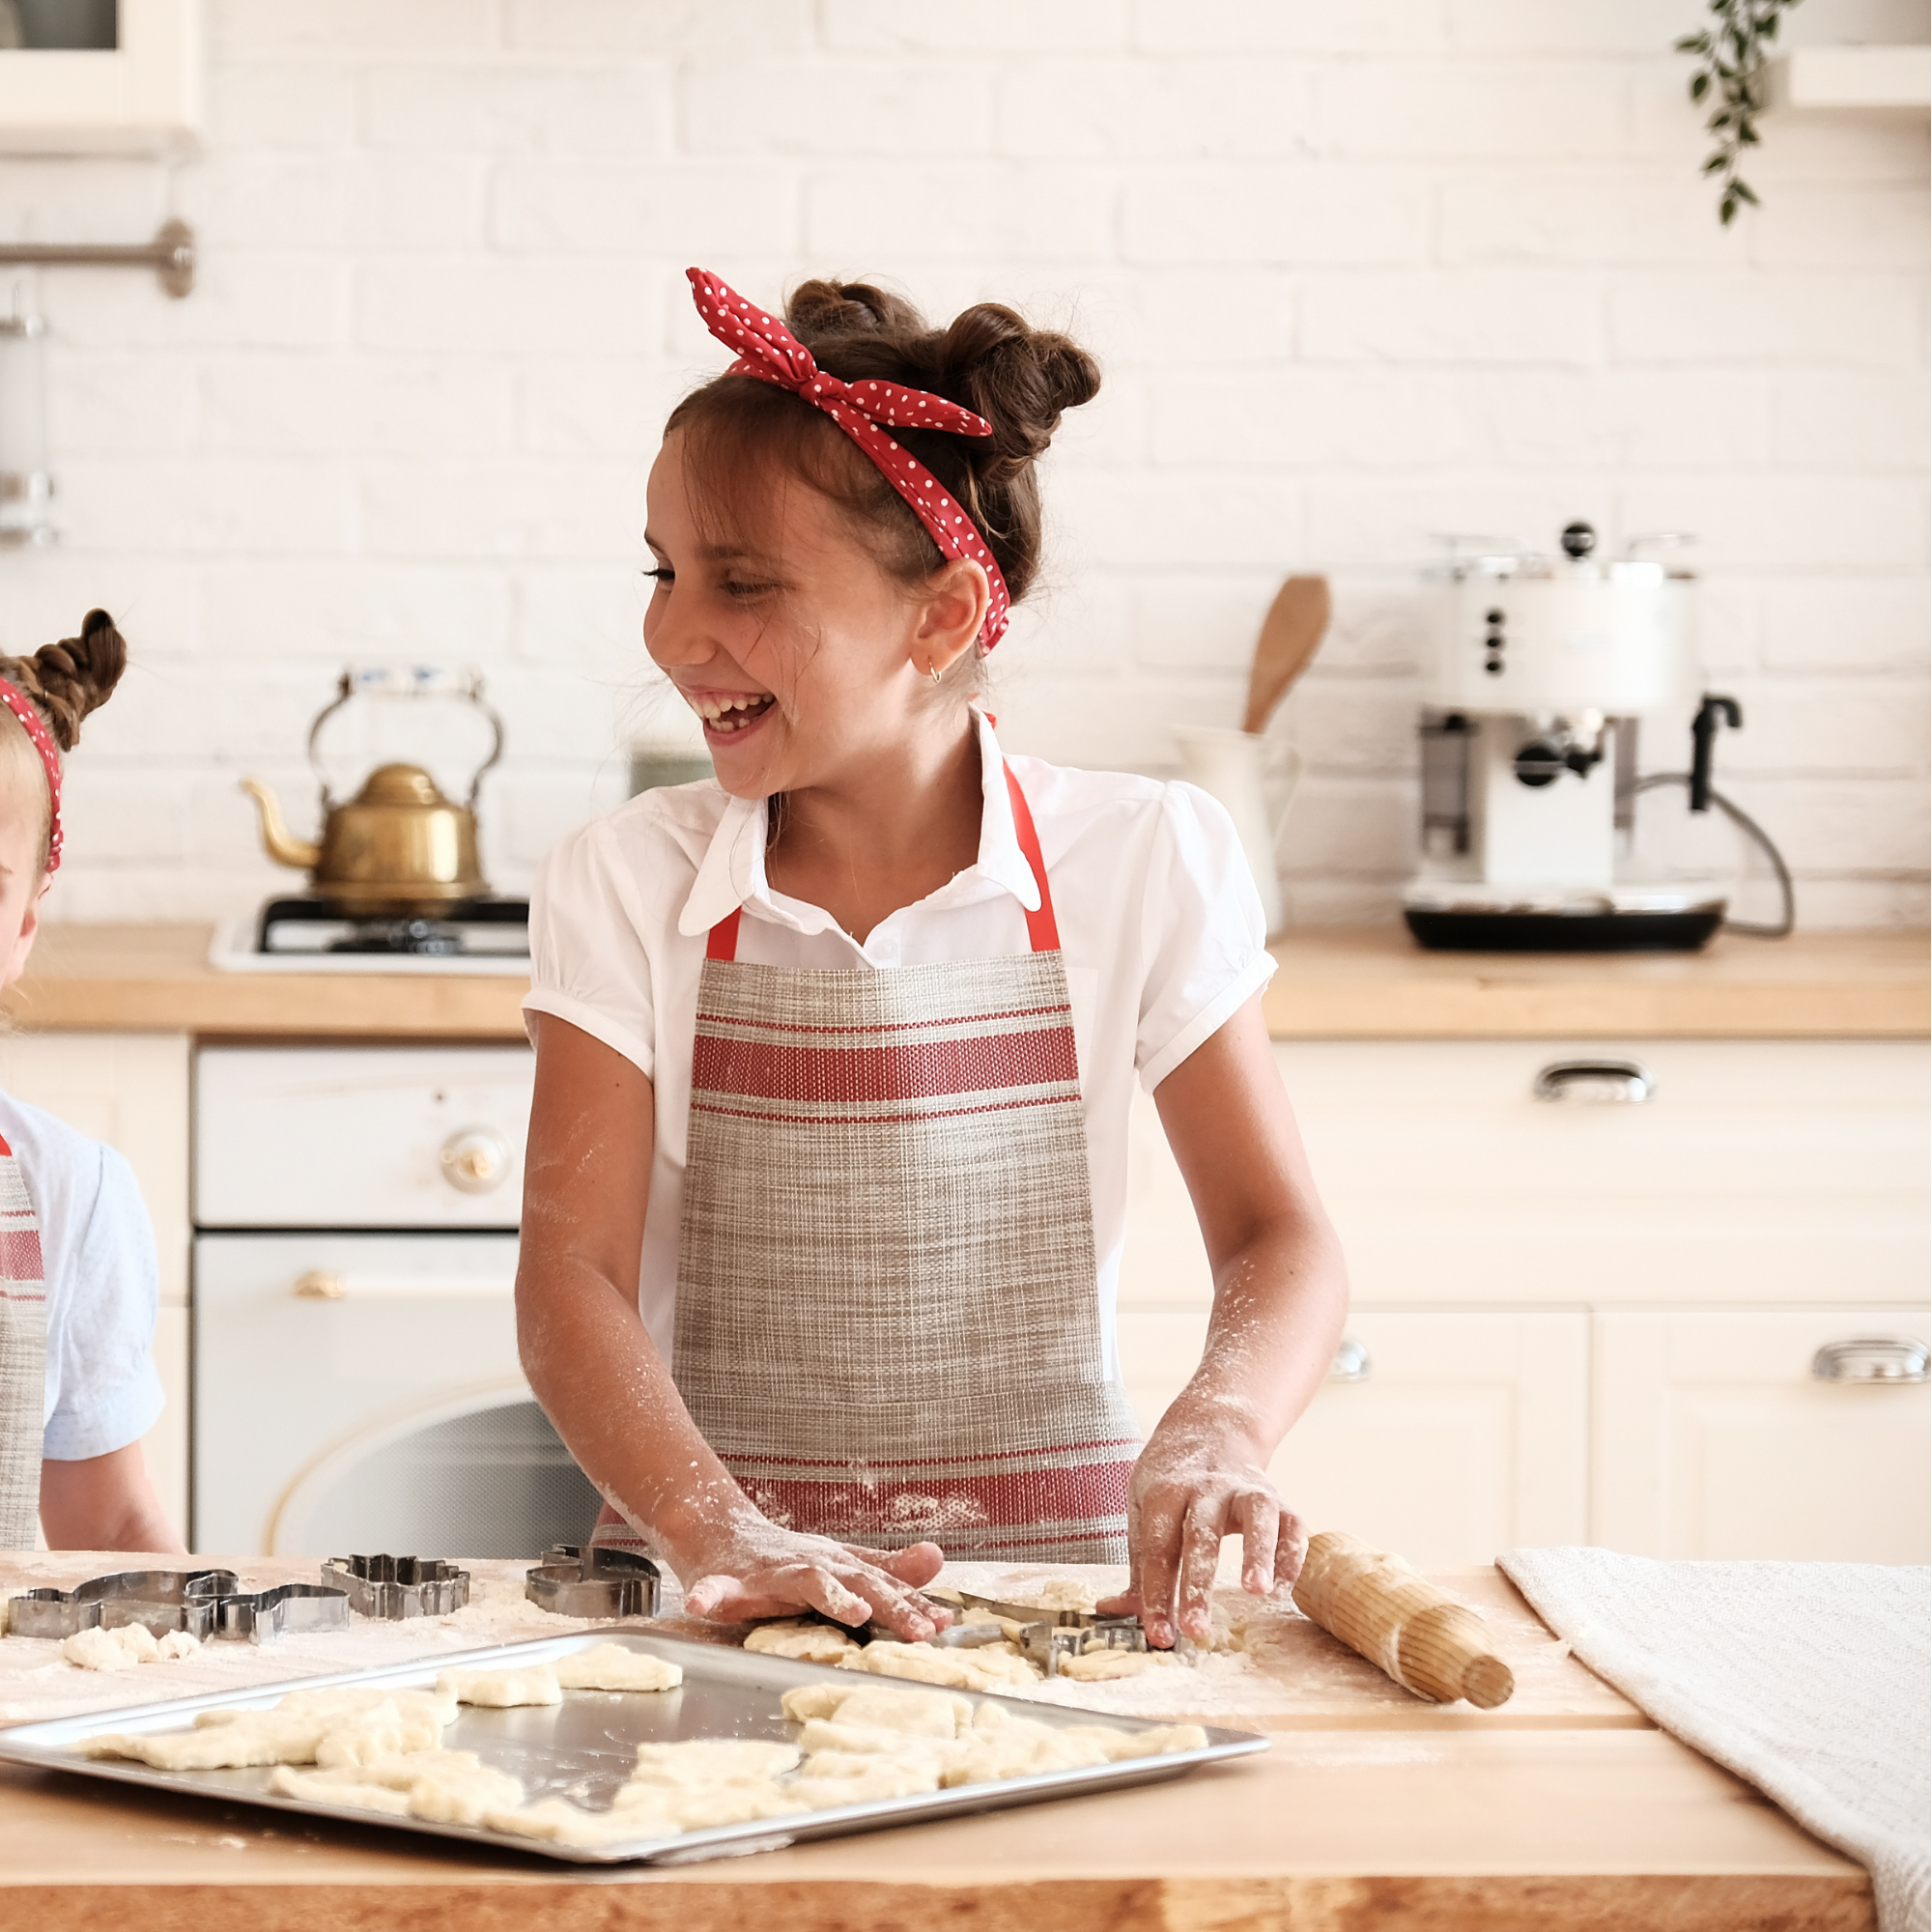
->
xmin=305 ymin=669 xmax=505 ymax=810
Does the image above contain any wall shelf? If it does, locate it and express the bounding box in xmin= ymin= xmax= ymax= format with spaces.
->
xmin=0 ymin=0 xmax=200 ymax=156
xmin=1766 ymin=43 xmax=1932 ymax=111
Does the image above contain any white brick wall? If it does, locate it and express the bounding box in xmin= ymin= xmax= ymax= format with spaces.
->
xmin=0 ymin=0 xmax=1922 ymax=927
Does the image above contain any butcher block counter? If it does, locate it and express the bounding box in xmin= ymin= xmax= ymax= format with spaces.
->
xmin=0 ymin=922 xmax=1922 ymax=1040
xmin=0 ymin=1555 xmax=1871 ymax=1930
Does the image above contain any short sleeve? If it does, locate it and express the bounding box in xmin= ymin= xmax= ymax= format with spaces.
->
xmin=1134 ymin=781 xmax=1277 ymax=1093
xmin=523 ymin=817 xmax=657 ymax=1079
xmin=43 ymin=1146 xmax=163 ymax=1463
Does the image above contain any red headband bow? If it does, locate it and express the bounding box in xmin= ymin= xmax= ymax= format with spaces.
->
xmin=0 ymin=679 xmax=62 ymax=874
xmin=687 ymin=268 xmax=1012 ymax=653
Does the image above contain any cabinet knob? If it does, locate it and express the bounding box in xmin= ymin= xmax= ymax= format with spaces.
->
xmin=292 ymin=1269 xmax=345 ymax=1301
xmin=1328 ymin=1337 xmax=1372 ymax=1383
xmin=1533 ymin=1059 xmax=1653 ymax=1105
xmin=1810 ymin=1337 xmax=1929 ymax=1385
xmin=440 ymin=1127 xmax=510 ymax=1194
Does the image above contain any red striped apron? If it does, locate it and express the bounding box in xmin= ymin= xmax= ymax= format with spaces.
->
xmin=595 ymin=764 xmax=1139 ymax=1563
xmin=0 ymin=1132 xmax=47 ymax=1549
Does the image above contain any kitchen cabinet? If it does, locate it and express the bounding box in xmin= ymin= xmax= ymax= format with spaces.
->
xmin=1118 ymin=1038 xmax=1931 ymax=1564
xmin=0 ymin=0 xmax=201 ymax=155
xmin=1592 ymin=1310 xmax=1930 ymax=1563
xmin=0 ymin=1032 xmax=189 ymax=1533
xmin=1117 ymin=1308 xmax=1588 ymax=1567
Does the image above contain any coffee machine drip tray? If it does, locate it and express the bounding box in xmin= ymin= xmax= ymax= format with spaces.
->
xmin=1403 ymin=882 xmax=1726 ymax=953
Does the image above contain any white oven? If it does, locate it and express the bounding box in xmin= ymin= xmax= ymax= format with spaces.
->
xmin=191 ymin=1044 xmax=600 ymax=1557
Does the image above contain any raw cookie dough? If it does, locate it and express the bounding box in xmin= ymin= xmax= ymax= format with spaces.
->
xmin=438 ymin=1665 xmax=561 ymax=1709
xmin=744 ymin=1620 xmax=864 ymax=1664
xmin=487 ymin=1796 xmax=673 ymax=1847
xmin=314 ymin=1699 xmax=448 ymax=1767
xmin=552 ymin=1643 xmax=683 ymax=1692
xmin=270 ymin=1747 xmax=508 ymax=1822
xmin=1055 ymin=1648 xmax=1182 ymax=1683
xmin=62 ymin=1625 xmax=157 ymax=1671
xmin=779 ymin=1681 xmax=974 ymax=1733
xmin=86 ymin=1688 xmax=456 ymax=1773
xmin=269 ymin=1764 xmax=413 ymax=1816
xmin=838 ymin=1639 xmax=1041 ymax=1693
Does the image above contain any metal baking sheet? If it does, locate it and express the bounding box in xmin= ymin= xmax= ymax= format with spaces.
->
xmin=0 ymin=1629 xmax=1268 ymax=1866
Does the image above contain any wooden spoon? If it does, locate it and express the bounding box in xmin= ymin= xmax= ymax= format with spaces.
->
xmin=1242 ymin=575 xmax=1331 ymax=735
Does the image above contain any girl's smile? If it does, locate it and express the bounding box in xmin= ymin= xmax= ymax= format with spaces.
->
xmin=678 ymin=686 xmax=778 ymax=744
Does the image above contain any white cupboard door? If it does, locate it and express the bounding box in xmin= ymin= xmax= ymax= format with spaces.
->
xmin=0 ymin=1032 xmax=190 ymax=1306
xmin=141 ymin=1304 xmax=188 ymax=1542
xmin=1115 ymin=1310 xmax=1589 ymax=1568
xmin=1593 ymin=1309 xmax=1931 ymax=1562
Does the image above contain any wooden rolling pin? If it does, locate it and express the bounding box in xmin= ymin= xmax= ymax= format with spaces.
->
xmin=1292 ymin=1530 xmax=1515 ymax=1709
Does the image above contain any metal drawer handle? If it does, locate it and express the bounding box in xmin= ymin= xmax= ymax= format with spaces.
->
xmin=1810 ymin=1337 xmax=1929 ymax=1384
xmin=1533 ymin=1059 xmax=1653 ymax=1105
xmin=1328 ymin=1337 xmax=1372 ymax=1383
xmin=440 ymin=1127 xmax=511 ymax=1194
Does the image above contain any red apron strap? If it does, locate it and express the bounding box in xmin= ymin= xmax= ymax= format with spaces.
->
xmin=706 ymin=907 xmax=742 ymax=962
xmin=1004 ymin=762 xmax=1061 ymax=954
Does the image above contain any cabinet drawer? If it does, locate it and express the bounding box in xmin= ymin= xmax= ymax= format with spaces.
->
xmin=1592 ymin=1307 xmax=1931 ymax=1562
xmin=1115 ymin=1309 xmax=1587 ymax=1567
xmin=195 ymin=1046 xmax=534 ymax=1229
xmin=1119 ymin=1039 xmax=1929 ymax=1309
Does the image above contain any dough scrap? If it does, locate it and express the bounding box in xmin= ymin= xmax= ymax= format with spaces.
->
xmin=552 ymin=1643 xmax=683 ymax=1692
xmin=788 ymin=1757 xmax=940 ymax=1807
xmin=626 ymin=1738 xmax=801 ymax=1788
xmin=839 ymin=1639 xmax=1040 ymax=1693
xmin=984 ymin=1576 xmax=1104 ymax=1613
xmin=438 ymin=1665 xmax=561 ymax=1709
xmin=156 ymin=1630 xmax=200 ymax=1662
xmin=62 ymin=1626 xmax=150 ymax=1672
xmin=1056 ymin=1648 xmax=1181 ymax=1683
xmin=744 ymin=1620 xmax=863 ymax=1664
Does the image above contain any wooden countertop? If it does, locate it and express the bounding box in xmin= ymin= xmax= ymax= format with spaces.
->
xmin=1 ymin=923 xmax=1923 ymax=1042
xmin=0 ymin=1555 xmax=1870 ymax=1930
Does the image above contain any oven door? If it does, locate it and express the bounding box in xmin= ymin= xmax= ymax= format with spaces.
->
xmin=192 ymin=1232 xmax=600 ymax=1557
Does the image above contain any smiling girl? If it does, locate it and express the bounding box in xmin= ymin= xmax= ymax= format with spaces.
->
xmin=517 ymin=270 xmax=1348 ymax=1647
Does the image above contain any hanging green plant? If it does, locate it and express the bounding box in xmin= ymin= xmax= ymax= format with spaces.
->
xmin=1675 ymin=0 xmax=1804 ymax=223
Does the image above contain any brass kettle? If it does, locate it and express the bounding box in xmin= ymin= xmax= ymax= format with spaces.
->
xmin=242 ymin=668 xmax=504 ymax=920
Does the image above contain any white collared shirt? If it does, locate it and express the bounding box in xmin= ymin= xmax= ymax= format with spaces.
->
xmin=524 ymin=710 xmax=1274 ymax=1372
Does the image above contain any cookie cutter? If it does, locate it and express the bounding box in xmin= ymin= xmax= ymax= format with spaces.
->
xmin=321 ymin=1554 xmax=470 ymax=1621
xmin=921 ymin=1586 xmax=1177 ymax=1675
xmin=525 ymin=1544 xmax=661 ymax=1619
xmin=5 ymin=1569 xmax=349 ymax=1645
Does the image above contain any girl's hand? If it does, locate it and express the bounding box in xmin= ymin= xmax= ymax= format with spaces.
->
xmin=1097 ymin=1399 xmax=1307 ymax=1650
xmin=675 ymin=1513 xmax=953 ymax=1641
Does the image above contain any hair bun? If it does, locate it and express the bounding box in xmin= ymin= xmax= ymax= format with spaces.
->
xmin=937 ymin=305 xmax=1101 ymax=469
xmin=786 ymin=277 xmax=923 ymax=344
xmin=14 ymin=609 xmax=128 ymax=752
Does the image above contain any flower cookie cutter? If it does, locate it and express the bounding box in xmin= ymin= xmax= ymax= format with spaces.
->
xmin=320 ymin=1554 xmax=470 ymax=1621
xmin=523 ymin=1544 xmax=661 ymax=1619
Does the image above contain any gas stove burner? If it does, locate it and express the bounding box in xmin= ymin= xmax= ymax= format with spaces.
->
xmin=254 ymin=895 xmax=531 ymax=961
xmin=330 ymin=918 xmax=465 ymax=956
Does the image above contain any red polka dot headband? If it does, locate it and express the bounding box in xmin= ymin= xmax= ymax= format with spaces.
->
xmin=0 ymin=679 xmax=61 ymax=873
xmin=687 ymin=267 xmax=1012 ymax=653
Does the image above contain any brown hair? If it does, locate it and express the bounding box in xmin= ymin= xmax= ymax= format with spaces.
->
xmin=0 ymin=609 xmax=128 ymax=868
xmin=667 ymin=279 xmax=1100 ymax=637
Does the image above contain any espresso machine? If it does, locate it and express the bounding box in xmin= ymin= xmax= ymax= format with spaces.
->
xmin=1403 ymin=522 xmax=1769 ymax=952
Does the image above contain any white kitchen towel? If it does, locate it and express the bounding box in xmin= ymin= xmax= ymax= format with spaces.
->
xmin=1499 ymin=1548 xmax=1929 ymax=1932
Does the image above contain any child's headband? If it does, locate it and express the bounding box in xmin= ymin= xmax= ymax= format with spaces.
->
xmin=687 ymin=267 xmax=1012 ymax=653
xmin=0 ymin=679 xmax=63 ymax=874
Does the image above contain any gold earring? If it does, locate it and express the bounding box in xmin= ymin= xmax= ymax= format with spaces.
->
xmin=928 ymin=665 xmax=942 ymax=686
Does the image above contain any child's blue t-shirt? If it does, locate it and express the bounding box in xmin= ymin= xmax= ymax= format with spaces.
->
xmin=0 ymin=1089 xmax=164 ymax=1462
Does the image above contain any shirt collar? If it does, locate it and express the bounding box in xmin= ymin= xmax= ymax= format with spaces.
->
xmin=675 ymin=706 xmax=1039 ymax=940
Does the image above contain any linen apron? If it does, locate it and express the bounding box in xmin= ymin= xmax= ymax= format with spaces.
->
xmin=0 ymin=1132 xmax=46 ymax=1549
xmin=593 ymin=765 xmax=1140 ymax=1565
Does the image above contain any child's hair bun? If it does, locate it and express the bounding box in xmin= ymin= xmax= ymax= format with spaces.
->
xmin=3 ymin=609 xmax=128 ymax=753
xmin=934 ymin=303 xmax=1102 ymax=474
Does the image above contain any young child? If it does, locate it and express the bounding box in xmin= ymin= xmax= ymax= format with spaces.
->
xmin=0 ymin=610 xmax=180 ymax=1554
xmin=518 ymin=271 xmax=1348 ymax=1648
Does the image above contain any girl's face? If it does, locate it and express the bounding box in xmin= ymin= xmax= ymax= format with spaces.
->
xmin=641 ymin=430 xmax=985 ymax=800
xmin=0 ymin=749 xmax=47 ymax=990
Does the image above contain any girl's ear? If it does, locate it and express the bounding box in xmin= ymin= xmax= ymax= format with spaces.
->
xmin=910 ymin=558 xmax=990 ymax=680
xmin=1 ymin=873 xmax=47 ymax=992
